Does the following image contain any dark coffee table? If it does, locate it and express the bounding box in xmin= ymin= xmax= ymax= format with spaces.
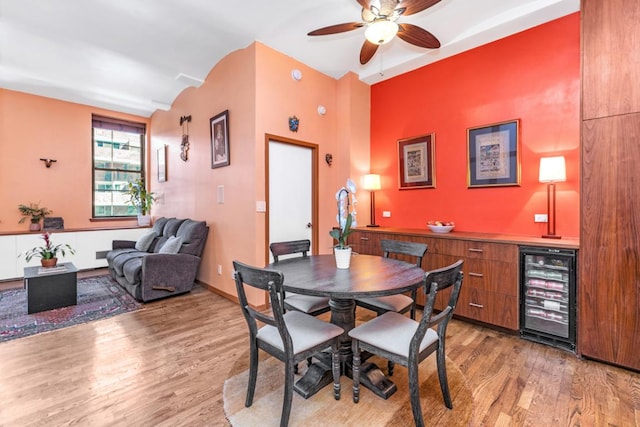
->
xmin=23 ymin=262 xmax=78 ymax=314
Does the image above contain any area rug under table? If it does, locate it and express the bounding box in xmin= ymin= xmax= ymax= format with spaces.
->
xmin=224 ymin=350 xmax=473 ymax=427
xmin=0 ymin=274 xmax=142 ymax=342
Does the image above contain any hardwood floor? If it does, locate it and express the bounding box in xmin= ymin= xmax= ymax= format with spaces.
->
xmin=0 ymin=275 xmax=639 ymax=426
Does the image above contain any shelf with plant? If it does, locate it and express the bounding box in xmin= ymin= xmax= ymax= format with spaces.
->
xmin=124 ymin=178 xmax=156 ymax=225
xmin=18 ymin=202 xmax=52 ymax=231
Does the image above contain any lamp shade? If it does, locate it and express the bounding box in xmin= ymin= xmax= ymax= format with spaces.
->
xmin=539 ymin=156 xmax=566 ymax=183
xmin=365 ymin=20 xmax=398 ymax=45
xmin=363 ymin=174 xmax=381 ymax=191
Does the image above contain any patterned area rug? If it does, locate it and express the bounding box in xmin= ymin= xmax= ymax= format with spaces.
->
xmin=224 ymin=350 xmax=473 ymax=426
xmin=0 ymin=274 xmax=142 ymax=342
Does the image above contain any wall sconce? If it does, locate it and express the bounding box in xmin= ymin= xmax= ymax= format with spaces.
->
xmin=539 ymin=156 xmax=566 ymax=239
xmin=363 ymin=174 xmax=381 ymax=227
xmin=40 ymin=158 xmax=57 ymax=168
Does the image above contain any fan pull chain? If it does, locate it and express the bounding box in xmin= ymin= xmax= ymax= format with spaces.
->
xmin=379 ymin=53 xmax=385 ymax=77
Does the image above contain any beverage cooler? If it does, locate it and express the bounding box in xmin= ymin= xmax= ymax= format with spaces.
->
xmin=519 ymin=246 xmax=576 ymax=351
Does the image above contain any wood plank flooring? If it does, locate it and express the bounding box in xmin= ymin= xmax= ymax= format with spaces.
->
xmin=1 ymin=272 xmax=639 ymax=426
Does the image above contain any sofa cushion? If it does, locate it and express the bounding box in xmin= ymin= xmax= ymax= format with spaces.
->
xmin=135 ymin=230 xmax=158 ymax=251
xmin=152 ymin=217 xmax=171 ymax=236
xmin=163 ymin=218 xmax=185 ymax=237
xmin=106 ymin=248 xmax=137 ymax=264
xmin=152 ymin=236 xmax=169 ymax=253
xmin=122 ymin=257 xmax=143 ymax=285
xmin=159 ymin=235 xmax=183 ymax=254
xmin=176 ymin=219 xmax=208 ymax=256
xmin=111 ymin=251 xmax=149 ymax=276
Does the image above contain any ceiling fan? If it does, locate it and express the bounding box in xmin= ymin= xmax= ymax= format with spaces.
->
xmin=308 ymin=0 xmax=442 ymax=65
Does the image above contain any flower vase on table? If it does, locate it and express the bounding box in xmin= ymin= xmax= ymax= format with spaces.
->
xmin=329 ymin=178 xmax=357 ymax=269
xmin=334 ymin=247 xmax=352 ymax=269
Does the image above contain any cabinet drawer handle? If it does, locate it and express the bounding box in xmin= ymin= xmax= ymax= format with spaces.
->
xmin=468 ymin=248 xmax=483 ymax=253
xmin=468 ymin=272 xmax=483 ymax=277
xmin=359 ymin=237 xmax=369 ymax=241
xmin=469 ymin=302 xmax=484 ymax=308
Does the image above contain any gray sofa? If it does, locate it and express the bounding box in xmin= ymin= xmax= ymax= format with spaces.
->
xmin=106 ymin=217 xmax=209 ymax=302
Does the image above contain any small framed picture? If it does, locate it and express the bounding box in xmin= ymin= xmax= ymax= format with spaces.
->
xmin=398 ymin=133 xmax=435 ymax=189
xmin=157 ymin=145 xmax=167 ymax=182
xmin=210 ymin=110 xmax=230 ymax=169
xmin=467 ymin=119 xmax=520 ymax=188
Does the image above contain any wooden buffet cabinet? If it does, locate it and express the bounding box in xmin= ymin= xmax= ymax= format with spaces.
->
xmin=349 ymin=227 xmax=579 ymax=332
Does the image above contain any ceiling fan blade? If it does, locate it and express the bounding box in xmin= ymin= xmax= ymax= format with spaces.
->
xmin=397 ymin=23 xmax=440 ymax=48
xmin=399 ymin=0 xmax=441 ymax=16
xmin=360 ymin=40 xmax=379 ymax=64
xmin=308 ymin=22 xmax=364 ymax=36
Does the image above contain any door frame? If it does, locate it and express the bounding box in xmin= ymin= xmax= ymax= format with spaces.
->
xmin=264 ymin=133 xmax=319 ymax=264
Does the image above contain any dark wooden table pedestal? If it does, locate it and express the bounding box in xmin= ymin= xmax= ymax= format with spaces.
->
xmin=293 ymin=298 xmax=397 ymax=399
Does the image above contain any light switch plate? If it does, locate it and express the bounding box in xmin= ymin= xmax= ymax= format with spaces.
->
xmin=256 ymin=201 xmax=266 ymax=212
xmin=382 ymin=211 xmax=391 ymax=218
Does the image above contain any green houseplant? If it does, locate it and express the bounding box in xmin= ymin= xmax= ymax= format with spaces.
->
xmin=124 ymin=178 xmax=156 ymax=225
xmin=22 ymin=232 xmax=75 ymax=268
xmin=18 ymin=203 xmax=52 ymax=231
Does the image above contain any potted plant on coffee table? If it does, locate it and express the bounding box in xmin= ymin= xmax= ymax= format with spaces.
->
xmin=124 ymin=178 xmax=156 ymax=226
xmin=18 ymin=202 xmax=52 ymax=231
xmin=22 ymin=232 xmax=75 ymax=268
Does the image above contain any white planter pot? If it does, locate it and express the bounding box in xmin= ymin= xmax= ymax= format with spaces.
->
xmin=137 ymin=214 xmax=151 ymax=226
xmin=334 ymin=247 xmax=352 ymax=269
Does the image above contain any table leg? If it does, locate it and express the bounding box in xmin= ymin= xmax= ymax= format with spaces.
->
xmin=293 ymin=298 xmax=397 ymax=400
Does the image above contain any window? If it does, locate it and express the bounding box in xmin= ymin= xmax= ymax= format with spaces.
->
xmin=92 ymin=115 xmax=146 ymax=218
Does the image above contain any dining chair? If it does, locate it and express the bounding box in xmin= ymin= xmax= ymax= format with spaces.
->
xmin=270 ymin=240 xmax=331 ymax=317
xmin=349 ymin=260 xmax=464 ymax=427
xmin=233 ymin=260 xmax=343 ymax=427
xmin=355 ymin=239 xmax=428 ymax=374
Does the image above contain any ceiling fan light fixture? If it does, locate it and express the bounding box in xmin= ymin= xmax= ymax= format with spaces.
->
xmin=365 ymin=20 xmax=398 ymax=45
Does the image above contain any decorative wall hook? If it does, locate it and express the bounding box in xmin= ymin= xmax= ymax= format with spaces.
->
xmin=179 ymin=115 xmax=192 ymax=126
xmin=325 ymin=154 xmax=333 ymax=166
xmin=289 ymin=115 xmax=299 ymax=132
xmin=40 ymin=158 xmax=57 ymax=168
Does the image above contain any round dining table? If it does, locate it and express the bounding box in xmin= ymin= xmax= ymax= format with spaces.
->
xmin=266 ymin=253 xmax=425 ymax=400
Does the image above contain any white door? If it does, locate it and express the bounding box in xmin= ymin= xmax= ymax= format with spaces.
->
xmin=268 ymin=140 xmax=314 ymax=262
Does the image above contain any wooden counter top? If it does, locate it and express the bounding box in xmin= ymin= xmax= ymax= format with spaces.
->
xmin=353 ymin=227 xmax=579 ymax=250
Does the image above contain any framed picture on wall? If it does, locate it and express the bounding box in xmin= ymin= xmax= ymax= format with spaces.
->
xmin=467 ymin=119 xmax=521 ymax=188
xmin=210 ymin=110 xmax=230 ymax=169
xmin=398 ymin=133 xmax=435 ymax=189
xmin=157 ymin=145 xmax=167 ymax=182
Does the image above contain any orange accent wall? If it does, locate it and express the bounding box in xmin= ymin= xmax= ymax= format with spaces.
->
xmin=0 ymin=89 xmax=148 ymax=233
xmin=370 ymin=13 xmax=580 ymax=238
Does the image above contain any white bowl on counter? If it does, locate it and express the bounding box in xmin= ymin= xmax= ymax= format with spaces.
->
xmin=427 ymin=224 xmax=455 ymax=233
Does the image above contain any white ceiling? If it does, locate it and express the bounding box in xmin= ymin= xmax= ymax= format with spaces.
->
xmin=0 ymin=0 xmax=579 ymax=117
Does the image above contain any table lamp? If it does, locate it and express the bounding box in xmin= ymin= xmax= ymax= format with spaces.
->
xmin=539 ymin=156 xmax=566 ymax=239
xmin=363 ymin=174 xmax=381 ymax=227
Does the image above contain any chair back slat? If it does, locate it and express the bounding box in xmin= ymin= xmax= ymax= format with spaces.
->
xmin=411 ymin=260 xmax=464 ymax=351
xmin=270 ymin=239 xmax=311 ymax=262
xmin=233 ymin=260 xmax=293 ymax=353
xmin=380 ymin=239 xmax=428 ymax=268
